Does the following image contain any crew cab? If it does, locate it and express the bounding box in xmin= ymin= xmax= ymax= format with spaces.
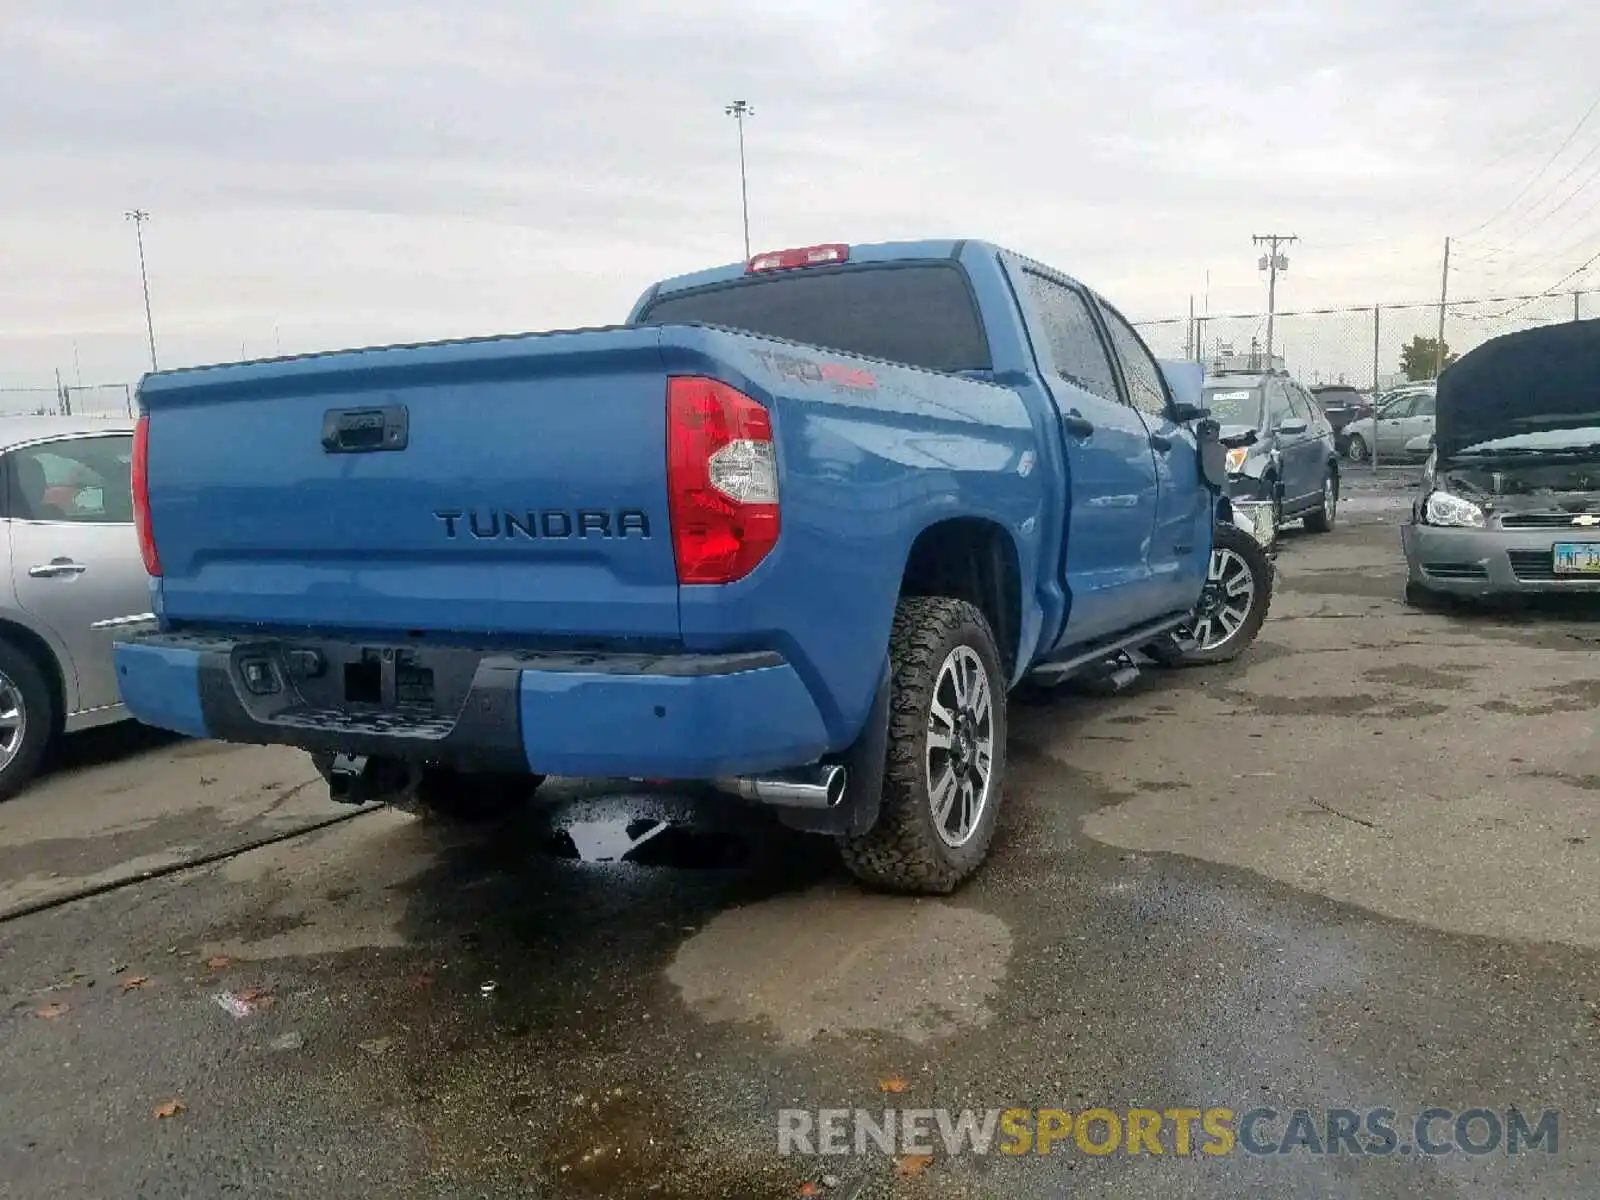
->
xmin=112 ymin=240 xmax=1273 ymax=894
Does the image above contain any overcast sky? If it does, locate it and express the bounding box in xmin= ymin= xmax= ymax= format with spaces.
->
xmin=3 ymin=0 xmax=1599 ymax=391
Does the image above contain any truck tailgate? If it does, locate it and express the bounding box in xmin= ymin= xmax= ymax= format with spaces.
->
xmin=139 ymin=327 xmax=680 ymax=640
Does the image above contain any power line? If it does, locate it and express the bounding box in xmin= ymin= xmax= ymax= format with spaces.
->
xmin=1452 ymin=88 xmax=1600 ymax=240
xmin=1473 ymin=244 xmax=1600 ymax=320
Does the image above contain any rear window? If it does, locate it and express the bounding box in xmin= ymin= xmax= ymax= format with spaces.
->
xmin=637 ymin=263 xmax=992 ymax=375
xmin=1313 ymin=387 xmax=1365 ymax=408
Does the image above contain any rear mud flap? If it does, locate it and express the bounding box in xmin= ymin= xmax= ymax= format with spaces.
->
xmin=770 ymin=661 xmax=890 ymax=839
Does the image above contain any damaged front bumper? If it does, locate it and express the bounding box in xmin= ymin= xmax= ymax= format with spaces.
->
xmin=1229 ymin=499 xmax=1279 ymax=555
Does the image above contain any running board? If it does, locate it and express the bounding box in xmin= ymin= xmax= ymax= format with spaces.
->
xmin=1027 ymin=613 xmax=1191 ymax=684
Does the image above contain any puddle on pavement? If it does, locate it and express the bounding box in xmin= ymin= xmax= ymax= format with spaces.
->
xmin=534 ymin=788 xmax=762 ymax=870
xmin=668 ymin=886 xmax=1013 ymax=1045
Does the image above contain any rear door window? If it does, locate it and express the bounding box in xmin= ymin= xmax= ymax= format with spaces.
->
xmin=637 ymin=263 xmax=991 ymax=375
xmin=4 ymin=435 xmax=134 ymax=524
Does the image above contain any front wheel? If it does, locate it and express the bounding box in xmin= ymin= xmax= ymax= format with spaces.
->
xmin=839 ymin=596 xmax=1007 ymax=895
xmin=1345 ymin=434 xmax=1369 ymax=463
xmin=1147 ymin=523 xmax=1274 ymax=667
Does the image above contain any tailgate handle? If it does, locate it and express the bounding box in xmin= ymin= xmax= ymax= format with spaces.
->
xmin=322 ymin=405 xmax=409 ymax=454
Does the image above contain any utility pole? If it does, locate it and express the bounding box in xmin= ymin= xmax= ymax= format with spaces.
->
xmin=125 ymin=209 xmax=158 ymax=372
xmin=724 ymin=100 xmax=754 ymax=260
xmin=1253 ymin=234 xmax=1296 ymax=369
xmin=1433 ymin=237 xmax=1450 ymax=378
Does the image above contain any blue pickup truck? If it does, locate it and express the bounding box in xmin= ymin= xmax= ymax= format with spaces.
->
xmin=113 ymin=239 xmax=1272 ymax=894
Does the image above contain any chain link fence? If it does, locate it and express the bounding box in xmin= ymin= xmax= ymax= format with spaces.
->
xmin=1135 ymin=290 xmax=1595 ymax=390
xmin=0 ymin=384 xmax=134 ymax=419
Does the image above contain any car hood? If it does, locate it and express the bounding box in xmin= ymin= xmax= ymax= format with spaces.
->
xmin=1219 ymin=423 xmax=1259 ymax=444
xmin=1436 ymin=319 xmax=1600 ymax=463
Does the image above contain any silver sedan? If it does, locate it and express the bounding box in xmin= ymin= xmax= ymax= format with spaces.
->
xmin=0 ymin=417 xmax=151 ymax=798
xmin=1343 ymin=385 xmax=1435 ymax=463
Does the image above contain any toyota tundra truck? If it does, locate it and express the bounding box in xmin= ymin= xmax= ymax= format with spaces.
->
xmin=113 ymin=239 xmax=1272 ymax=894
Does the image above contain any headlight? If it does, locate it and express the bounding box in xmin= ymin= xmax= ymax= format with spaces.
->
xmin=1224 ymin=446 xmax=1249 ymax=474
xmin=1423 ymin=489 xmax=1485 ymax=528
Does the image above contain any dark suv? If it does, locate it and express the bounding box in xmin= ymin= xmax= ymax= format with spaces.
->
xmin=1203 ymin=370 xmax=1342 ymax=532
xmin=1309 ymin=384 xmax=1373 ymax=455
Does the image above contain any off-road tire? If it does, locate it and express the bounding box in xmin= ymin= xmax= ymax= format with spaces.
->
xmin=0 ymin=638 xmax=55 ymax=803
xmin=838 ymin=597 xmax=1007 ymax=895
xmin=1146 ymin=522 xmax=1274 ymax=667
xmin=1345 ymin=434 xmax=1369 ymax=463
xmin=1303 ymin=470 xmax=1338 ymax=533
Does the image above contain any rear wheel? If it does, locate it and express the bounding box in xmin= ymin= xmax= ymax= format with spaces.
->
xmin=1147 ymin=523 xmax=1274 ymax=667
xmin=1303 ymin=471 xmax=1337 ymax=533
xmin=1345 ymin=434 xmax=1368 ymax=463
xmin=0 ymin=639 xmax=55 ymax=803
xmin=839 ymin=596 xmax=1006 ymax=895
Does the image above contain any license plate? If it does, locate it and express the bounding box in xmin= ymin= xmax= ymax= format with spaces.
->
xmin=1553 ymin=543 xmax=1600 ymax=574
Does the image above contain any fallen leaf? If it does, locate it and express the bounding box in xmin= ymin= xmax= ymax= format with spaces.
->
xmin=796 ymin=1184 xmax=821 ymax=1198
xmin=34 ymin=1002 xmax=69 ymax=1020
xmin=410 ymin=972 xmax=436 ymax=989
xmin=206 ymin=956 xmax=231 ymax=970
xmin=878 ymin=1077 xmax=909 ymax=1094
xmin=154 ymin=1100 xmax=185 ymax=1119
xmin=122 ymin=976 xmax=150 ymax=992
xmin=357 ymin=1037 xmax=394 ymax=1057
xmin=236 ymin=987 xmax=270 ymax=1003
xmin=896 ymin=1154 xmax=933 ymax=1178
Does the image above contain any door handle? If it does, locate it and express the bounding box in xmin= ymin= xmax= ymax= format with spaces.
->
xmin=29 ymin=559 xmax=87 ymax=578
xmin=1063 ymin=414 xmax=1095 ymax=438
xmin=1148 ymin=433 xmax=1174 ymax=452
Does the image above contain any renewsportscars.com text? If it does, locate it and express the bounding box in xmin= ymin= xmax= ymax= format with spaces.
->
xmin=777 ymin=1106 xmax=1559 ymax=1159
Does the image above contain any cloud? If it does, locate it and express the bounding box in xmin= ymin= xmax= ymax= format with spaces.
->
xmin=1 ymin=0 xmax=1598 ymax=387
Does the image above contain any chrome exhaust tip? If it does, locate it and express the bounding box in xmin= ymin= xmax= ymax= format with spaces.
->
xmin=715 ymin=764 xmax=848 ymax=809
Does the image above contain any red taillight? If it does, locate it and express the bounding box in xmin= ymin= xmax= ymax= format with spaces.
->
xmin=666 ymin=377 xmax=780 ymax=585
xmin=131 ymin=414 xmax=161 ymax=577
xmin=746 ymin=243 xmax=849 ymax=274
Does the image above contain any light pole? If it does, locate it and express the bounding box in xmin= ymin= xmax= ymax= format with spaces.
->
xmin=724 ymin=100 xmax=754 ymax=259
xmin=125 ymin=209 xmax=158 ymax=372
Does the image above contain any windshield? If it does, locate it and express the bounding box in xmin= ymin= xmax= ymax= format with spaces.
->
xmin=1202 ymin=387 xmax=1263 ymax=426
xmin=637 ymin=262 xmax=992 ymax=375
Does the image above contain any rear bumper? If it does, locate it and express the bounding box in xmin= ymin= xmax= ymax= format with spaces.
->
xmin=113 ymin=631 xmax=833 ymax=778
xmin=1400 ymin=522 xmax=1600 ymax=594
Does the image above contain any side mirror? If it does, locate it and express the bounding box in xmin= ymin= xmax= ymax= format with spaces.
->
xmin=1171 ymin=402 xmax=1208 ymax=423
xmin=1196 ymin=418 xmax=1229 ymax=488
xmin=1277 ymin=418 xmax=1309 ymax=436
xmin=1157 ymin=358 xmax=1203 ymax=418
xmin=1218 ymin=427 xmax=1259 ymax=450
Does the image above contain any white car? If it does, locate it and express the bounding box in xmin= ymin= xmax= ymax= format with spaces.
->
xmin=0 ymin=417 xmax=150 ymax=798
xmin=1343 ymin=385 xmax=1436 ymax=463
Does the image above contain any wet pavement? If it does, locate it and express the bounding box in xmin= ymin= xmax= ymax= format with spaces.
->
xmin=3 ymin=467 xmax=1599 ymax=1199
